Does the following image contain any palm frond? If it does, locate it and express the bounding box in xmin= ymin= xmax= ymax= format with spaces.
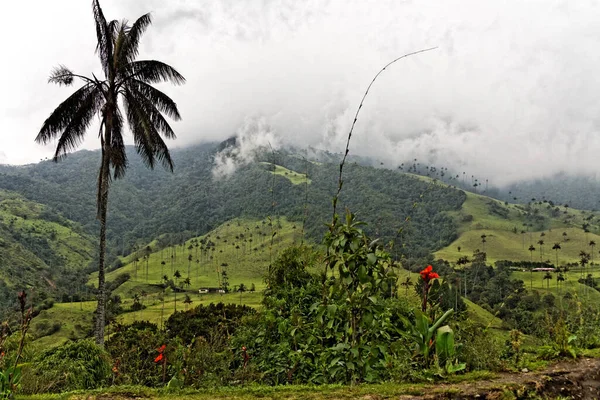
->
xmin=92 ymin=0 xmax=113 ymax=77
xmin=112 ymin=22 xmax=128 ymax=72
xmin=123 ymin=90 xmax=174 ymax=171
xmin=52 ymin=87 xmax=103 ymax=161
xmin=122 ymin=13 xmax=152 ymax=64
xmin=48 ymin=65 xmax=76 ymax=86
xmin=125 ymin=79 xmax=181 ymax=120
xmin=125 ymin=85 xmax=176 ymax=139
xmin=108 ymin=108 xmax=128 ymax=179
xmin=119 ymin=60 xmax=185 ymax=86
xmin=36 ymin=83 xmax=95 ymax=144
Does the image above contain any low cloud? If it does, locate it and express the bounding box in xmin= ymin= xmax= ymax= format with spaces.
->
xmin=212 ymin=116 xmax=280 ymax=179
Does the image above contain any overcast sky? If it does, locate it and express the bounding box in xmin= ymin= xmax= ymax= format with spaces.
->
xmin=1 ymin=0 xmax=600 ymax=185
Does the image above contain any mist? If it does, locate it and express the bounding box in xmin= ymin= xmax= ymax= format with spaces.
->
xmin=2 ymin=0 xmax=600 ymax=186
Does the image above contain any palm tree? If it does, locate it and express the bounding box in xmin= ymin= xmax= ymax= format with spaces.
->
xmin=528 ymin=245 xmax=536 ymax=289
xmin=35 ymin=1 xmax=185 ymax=346
xmin=557 ymin=273 xmax=565 ymax=294
xmin=400 ymin=276 xmax=413 ymax=296
xmin=187 ymin=254 xmax=193 ymax=280
xmin=174 ymin=270 xmax=182 ymax=311
xmin=543 ymin=272 xmax=552 ymax=289
xmin=589 ymin=241 xmax=596 ymax=265
xmin=480 ymin=234 xmax=487 ymax=253
xmin=537 ymin=239 xmax=545 ymax=262
xmin=552 ymin=243 xmax=561 ymax=268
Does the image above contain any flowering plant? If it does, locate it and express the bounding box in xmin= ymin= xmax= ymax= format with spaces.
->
xmin=420 ymin=265 xmax=439 ymax=312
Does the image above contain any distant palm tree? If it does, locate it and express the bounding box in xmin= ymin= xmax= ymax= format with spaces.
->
xmin=543 ymin=272 xmax=552 ymax=289
xmin=537 ymin=240 xmax=545 ymax=262
xmin=589 ymin=241 xmax=596 ymax=265
xmin=183 ymin=294 xmax=193 ymax=311
xmin=480 ymin=234 xmax=487 ymax=253
xmin=528 ymin=245 xmax=536 ymax=289
xmin=35 ymin=0 xmax=185 ymax=346
xmin=557 ymin=273 xmax=565 ymax=294
xmin=174 ymin=270 xmax=181 ymax=311
xmin=400 ymin=276 xmax=413 ymax=296
xmin=552 ymin=243 xmax=561 ymax=268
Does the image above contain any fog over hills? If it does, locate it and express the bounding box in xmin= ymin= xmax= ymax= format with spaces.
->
xmin=3 ymin=0 xmax=600 ymax=187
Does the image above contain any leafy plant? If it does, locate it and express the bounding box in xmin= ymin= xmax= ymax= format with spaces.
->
xmin=435 ymin=325 xmax=465 ymax=374
xmin=26 ymin=340 xmax=110 ymax=393
xmin=409 ymin=308 xmax=454 ymax=368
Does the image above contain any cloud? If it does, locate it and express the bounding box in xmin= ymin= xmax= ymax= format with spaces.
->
xmin=212 ymin=116 xmax=280 ymax=179
xmin=2 ymin=0 xmax=600 ymax=186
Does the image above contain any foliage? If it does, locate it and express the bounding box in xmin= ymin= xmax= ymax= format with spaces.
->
xmin=165 ymin=303 xmax=255 ymax=345
xmin=0 ymin=145 xmax=465 ymax=265
xmin=408 ymin=309 xmax=454 ymax=368
xmin=435 ymin=325 xmax=466 ymax=374
xmin=25 ymin=339 xmax=110 ymax=393
xmin=105 ymin=322 xmax=167 ymax=386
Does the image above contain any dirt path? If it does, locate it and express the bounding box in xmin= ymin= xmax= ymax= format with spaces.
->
xmin=404 ymin=357 xmax=600 ymax=399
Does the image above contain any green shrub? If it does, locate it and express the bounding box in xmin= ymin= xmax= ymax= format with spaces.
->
xmin=105 ymin=322 xmax=167 ymax=387
xmin=24 ymin=339 xmax=110 ymax=393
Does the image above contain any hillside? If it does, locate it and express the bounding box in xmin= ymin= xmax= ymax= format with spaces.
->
xmin=33 ymin=217 xmax=300 ymax=346
xmin=0 ymin=143 xmax=465 ymax=263
xmin=435 ymin=191 xmax=600 ymax=264
xmin=0 ymin=189 xmax=96 ymax=318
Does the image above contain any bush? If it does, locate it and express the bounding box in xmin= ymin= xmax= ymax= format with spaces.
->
xmin=166 ymin=303 xmax=255 ymax=344
xmin=105 ymin=322 xmax=168 ymax=387
xmin=24 ymin=340 xmax=111 ymax=393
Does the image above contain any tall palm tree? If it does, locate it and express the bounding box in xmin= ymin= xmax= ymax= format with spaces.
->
xmin=35 ymin=1 xmax=185 ymax=346
xmin=589 ymin=240 xmax=596 ymax=265
xmin=528 ymin=245 xmax=536 ymax=289
xmin=537 ymin=239 xmax=545 ymax=262
xmin=543 ymin=272 xmax=552 ymax=289
xmin=552 ymin=243 xmax=561 ymax=268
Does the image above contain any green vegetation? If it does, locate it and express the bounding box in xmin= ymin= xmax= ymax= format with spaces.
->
xmin=0 ymin=189 xmax=95 ymax=320
xmin=260 ymin=162 xmax=311 ymax=185
xmin=436 ymin=192 xmax=600 ymax=264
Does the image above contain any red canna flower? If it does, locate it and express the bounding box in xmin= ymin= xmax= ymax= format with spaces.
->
xmin=154 ymin=353 xmax=164 ymax=363
xmin=420 ymin=265 xmax=433 ymax=280
xmin=420 ymin=265 xmax=440 ymax=282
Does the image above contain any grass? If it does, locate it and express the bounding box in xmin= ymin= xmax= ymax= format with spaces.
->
xmin=0 ymin=189 xmax=95 ymax=287
xmin=436 ymin=192 xmax=600 ymax=264
xmin=16 ymin=371 xmax=499 ymax=400
xmin=35 ymin=217 xmax=303 ymax=347
xmin=91 ymin=217 xmax=304 ymax=295
xmin=259 ymin=162 xmax=311 ymax=185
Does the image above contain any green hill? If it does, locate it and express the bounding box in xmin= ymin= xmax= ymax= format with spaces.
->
xmin=0 ymin=189 xmax=96 ymax=318
xmin=435 ymin=192 xmax=600 ymax=264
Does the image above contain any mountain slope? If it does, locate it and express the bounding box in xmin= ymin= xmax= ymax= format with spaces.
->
xmin=0 ymin=189 xmax=96 ymax=317
xmin=0 ymin=143 xmax=466 ymax=263
xmin=435 ymin=191 xmax=600 ymax=264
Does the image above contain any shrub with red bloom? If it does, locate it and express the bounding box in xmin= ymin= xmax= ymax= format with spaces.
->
xmin=154 ymin=353 xmax=164 ymax=363
xmin=157 ymin=344 xmax=166 ymax=353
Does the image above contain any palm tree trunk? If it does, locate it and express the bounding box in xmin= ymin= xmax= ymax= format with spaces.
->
xmin=94 ymin=148 xmax=110 ymax=347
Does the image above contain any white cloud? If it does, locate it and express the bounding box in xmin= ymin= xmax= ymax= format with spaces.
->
xmin=212 ymin=116 xmax=279 ymax=179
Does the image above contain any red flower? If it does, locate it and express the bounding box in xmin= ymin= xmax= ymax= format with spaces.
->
xmin=420 ymin=265 xmax=440 ymax=282
xmin=157 ymin=344 xmax=166 ymax=353
xmin=154 ymin=353 xmax=164 ymax=363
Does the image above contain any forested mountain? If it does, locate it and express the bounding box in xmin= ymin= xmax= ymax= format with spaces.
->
xmin=0 ymin=190 xmax=95 ymax=318
xmin=0 ymin=142 xmax=465 ymax=265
